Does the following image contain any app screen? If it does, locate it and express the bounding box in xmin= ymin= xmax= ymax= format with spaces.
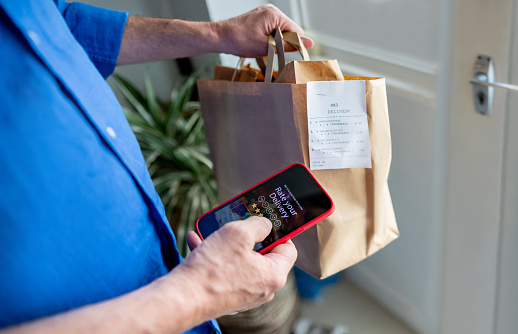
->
xmin=197 ymin=164 xmax=332 ymax=252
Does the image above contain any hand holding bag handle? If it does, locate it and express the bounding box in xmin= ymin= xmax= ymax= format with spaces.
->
xmin=264 ymin=27 xmax=310 ymax=83
xmin=229 ymin=28 xmax=309 ymax=82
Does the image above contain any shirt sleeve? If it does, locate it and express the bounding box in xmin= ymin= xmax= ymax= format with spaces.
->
xmin=54 ymin=0 xmax=128 ymax=78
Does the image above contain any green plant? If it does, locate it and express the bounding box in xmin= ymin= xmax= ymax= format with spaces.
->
xmin=111 ymin=70 xmax=218 ymax=256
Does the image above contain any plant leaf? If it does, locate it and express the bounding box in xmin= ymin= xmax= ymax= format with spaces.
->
xmin=112 ymin=74 xmax=156 ymax=126
xmin=144 ymin=72 xmax=163 ymax=129
xmin=183 ymin=146 xmax=213 ymax=170
xmin=116 ymin=67 xmax=217 ymax=257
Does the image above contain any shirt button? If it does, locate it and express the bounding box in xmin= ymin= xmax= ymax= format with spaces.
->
xmin=106 ymin=127 xmax=117 ymax=139
xmin=27 ymin=30 xmax=41 ymax=46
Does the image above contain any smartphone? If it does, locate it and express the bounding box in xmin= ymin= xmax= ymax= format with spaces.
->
xmin=196 ymin=163 xmax=334 ymax=254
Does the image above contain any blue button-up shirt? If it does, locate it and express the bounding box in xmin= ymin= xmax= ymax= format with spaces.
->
xmin=0 ymin=1 xmax=218 ymax=333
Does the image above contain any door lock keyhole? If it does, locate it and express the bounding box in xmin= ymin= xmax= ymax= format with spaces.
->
xmin=477 ymin=91 xmax=486 ymax=106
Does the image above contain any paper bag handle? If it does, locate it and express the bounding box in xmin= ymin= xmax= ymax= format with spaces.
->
xmin=263 ymin=27 xmax=310 ymax=83
xmin=230 ymin=58 xmax=246 ymax=82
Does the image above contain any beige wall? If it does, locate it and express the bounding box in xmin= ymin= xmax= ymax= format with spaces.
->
xmin=79 ymin=0 xmax=216 ymax=101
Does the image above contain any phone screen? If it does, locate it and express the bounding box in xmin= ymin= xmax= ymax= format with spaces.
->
xmin=196 ymin=164 xmax=333 ymax=252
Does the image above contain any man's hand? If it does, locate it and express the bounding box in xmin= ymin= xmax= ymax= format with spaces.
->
xmin=210 ymin=4 xmax=314 ymax=58
xmin=1 ymin=217 xmax=297 ymax=334
xmin=117 ymin=5 xmax=313 ymax=65
xmin=163 ymin=216 xmax=297 ymax=320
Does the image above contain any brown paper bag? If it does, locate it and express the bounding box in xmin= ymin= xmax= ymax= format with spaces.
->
xmin=197 ymin=29 xmax=398 ymax=279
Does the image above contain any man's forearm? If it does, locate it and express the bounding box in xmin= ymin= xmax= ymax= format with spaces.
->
xmin=116 ymin=5 xmax=313 ymax=65
xmin=0 ymin=270 xmax=209 ymax=334
xmin=1 ymin=219 xmax=296 ymax=334
xmin=117 ymin=16 xmax=221 ymax=65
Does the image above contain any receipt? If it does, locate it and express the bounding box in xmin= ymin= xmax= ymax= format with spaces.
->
xmin=307 ymin=81 xmax=371 ymax=170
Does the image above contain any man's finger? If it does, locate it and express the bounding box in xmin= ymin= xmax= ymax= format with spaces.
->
xmin=300 ymin=36 xmax=314 ymax=50
xmin=283 ymin=36 xmax=314 ymax=53
xmin=276 ymin=11 xmax=305 ymax=37
xmin=264 ymin=239 xmax=298 ymax=268
xmin=243 ymin=216 xmax=273 ymax=243
xmin=186 ymin=231 xmax=202 ymax=251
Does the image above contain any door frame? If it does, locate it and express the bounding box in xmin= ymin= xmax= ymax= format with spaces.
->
xmin=494 ymin=1 xmax=518 ymax=333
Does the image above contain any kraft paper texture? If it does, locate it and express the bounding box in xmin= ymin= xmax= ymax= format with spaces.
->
xmin=197 ymin=39 xmax=399 ymax=278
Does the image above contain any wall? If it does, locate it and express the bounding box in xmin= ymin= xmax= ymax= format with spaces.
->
xmin=204 ymin=0 xmax=268 ymax=67
xmin=79 ymin=0 xmax=216 ymax=101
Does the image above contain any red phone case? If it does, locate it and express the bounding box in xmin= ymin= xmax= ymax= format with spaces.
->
xmin=195 ymin=163 xmax=335 ymax=254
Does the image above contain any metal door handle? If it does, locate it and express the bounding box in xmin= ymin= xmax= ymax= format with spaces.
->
xmin=469 ymin=55 xmax=518 ymax=115
xmin=470 ymin=75 xmax=518 ymax=92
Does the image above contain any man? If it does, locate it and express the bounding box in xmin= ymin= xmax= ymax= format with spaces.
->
xmin=0 ymin=0 xmax=313 ymax=333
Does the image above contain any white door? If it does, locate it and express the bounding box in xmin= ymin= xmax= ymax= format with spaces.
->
xmin=295 ymin=0 xmax=518 ymax=333
xmin=440 ymin=0 xmax=518 ymax=332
